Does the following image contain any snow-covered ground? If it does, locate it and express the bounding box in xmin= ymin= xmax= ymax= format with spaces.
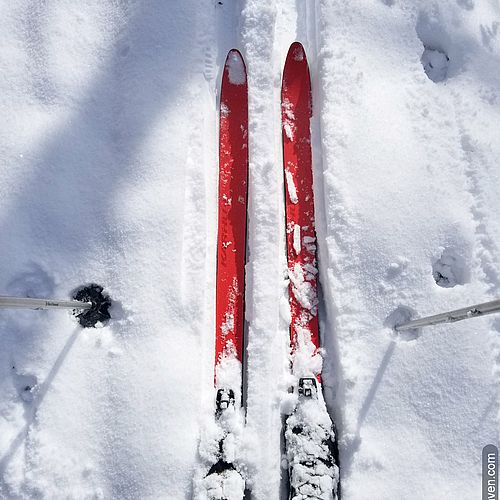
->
xmin=1 ymin=1 xmax=499 ymax=498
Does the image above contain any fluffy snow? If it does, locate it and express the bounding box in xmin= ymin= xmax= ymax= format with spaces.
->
xmin=0 ymin=1 xmax=499 ymax=499
xmin=285 ymin=391 xmax=339 ymax=500
xmin=195 ymin=393 xmax=246 ymax=500
xmin=291 ymin=327 xmax=324 ymax=379
xmin=197 ymin=468 xmax=245 ymax=500
xmin=289 ymin=263 xmax=319 ymax=315
xmin=282 ymin=99 xmax=296 ymax=141
xmin=214 ymin=343 xmax=242 ymax=403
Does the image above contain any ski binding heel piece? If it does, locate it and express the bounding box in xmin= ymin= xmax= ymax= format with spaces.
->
xmin=216 ymin=388 xmax=235 ymax=414
xmin=298 ymin=377 xmax=317 ymax=398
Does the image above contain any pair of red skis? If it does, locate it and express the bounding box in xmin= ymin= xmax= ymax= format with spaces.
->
xmin=208 ymin=43 xmax=339 ymax=500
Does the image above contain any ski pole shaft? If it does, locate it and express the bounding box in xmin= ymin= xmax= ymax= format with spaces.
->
xmin=0 ymin=296 xmax=92 ymax=311
xmin=394 ymin=299 xmax=500 ymax=331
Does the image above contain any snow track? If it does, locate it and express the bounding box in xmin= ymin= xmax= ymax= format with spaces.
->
xmin=0 ymin=1 xmax=499 ymax=499
xmin=240 ymin=2 xmax=284 ymax=497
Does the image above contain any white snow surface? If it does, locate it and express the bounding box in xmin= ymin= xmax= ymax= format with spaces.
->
xmin=227 ymin=51 xmax=246 ymax=86
xmin=285 ymin=392 xmax=339 ymax=500
xmin=0 ymin=1 xmax=499 ymax=499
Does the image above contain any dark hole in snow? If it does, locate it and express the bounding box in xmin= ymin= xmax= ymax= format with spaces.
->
xmin=432 ymin=249 xmax=467 ymax=288
xmin=433 ymin=270 xmax=451 ymax=287
xmin=72 ymin=284 xmax=111 ymax=327
xmin=421 ymin=47 xmax=450 ymax=82
xmin=207 ymin=459 xmax=234 ymax=475
xmin=317 ymin=455 xmax=334 ymax=467
xmin=292 ymin=425 xmax=303 ymax=434
xmin=11 ymin=370 xmax=38 ymax=403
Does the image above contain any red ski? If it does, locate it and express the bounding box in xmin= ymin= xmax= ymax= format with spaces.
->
xmin=282 ymin=42 xmax=320 ymax=365
xmin=214 ymin=48 xmax=248 ymax=405
xmin=200 ymin=49 xmax=248 ymax=500
xmin=282 ymin=42 xmax=339 ymax=500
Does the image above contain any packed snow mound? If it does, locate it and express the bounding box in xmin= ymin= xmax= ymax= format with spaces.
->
xmin=197 ymin=467 xmax=245 ymax=500
xmin=195 ymin=401 xmax=247 ymax=500
xmin=285 ymin=394 xmax=339 ymax=500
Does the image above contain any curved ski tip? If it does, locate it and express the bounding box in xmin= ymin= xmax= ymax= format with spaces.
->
xmin=286 ymin=41 xmax=307 ymax=63
xmin=224 ymin=49 xmax=247 ymax=85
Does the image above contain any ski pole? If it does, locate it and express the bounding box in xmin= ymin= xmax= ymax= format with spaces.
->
xmin=0 ymin=296 xmax=92 ymax=311
xmin=394 ymin=299 xmax=500 ymax=331
xmin=0 ymin=285 xmax=111 ymax=328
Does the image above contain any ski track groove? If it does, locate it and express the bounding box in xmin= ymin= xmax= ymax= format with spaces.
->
xmin=313 ymin=2 xmax=367 ymax=456
xmin=182 ymin=11 xmax=220 ymax=470
xmin=240 ymin=1 xmax=286 ymax=497
xmin=273 ymin=4 xmax=297 ymax=498
xmin=450 ymin=87 xmax=500 ymax=434
xmin=303 ymin=0 xmax=347 ymax=491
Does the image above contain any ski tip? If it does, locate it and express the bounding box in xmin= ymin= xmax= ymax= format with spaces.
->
xmin=286 ymin=42 xmax=307 ymax=65
xmin=224 ymin=49 xmax=247 ymax=86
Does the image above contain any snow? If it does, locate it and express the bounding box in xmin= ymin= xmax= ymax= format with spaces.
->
xmin=196 ymin=397 xmax=246 ymax=500
xmin=285 ymin=169 xmax=299 ymax=204
xmin=285 ymin=391 xmax=339 ymax=500
xmin=221 ymin=313 xmax=234 ymax=336
xmin=421 ymin=47 xmax=450 ymax=82
xmin=197 ymin=468 xmax=245 ymax=500
xmin=291 ymin=326 xmax=323 ymax=379
xmin=289 ymin=263 xmax=319 ymax=315
xmin=282 ymin=99 xmax=295 ymax=141
xmin=227 ymin=51 xmax=246 ymax=86
xmin=214 ymin=343 xmax=242 ymax=402
xmin=293 ymin=224 xmax=301 ymax=254
xmin=0 ymin=1 xmax=499 ymax=499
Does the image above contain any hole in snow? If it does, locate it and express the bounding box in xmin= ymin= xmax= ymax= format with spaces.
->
xmin=432 ymin=248 xmax=467 ymax=288
xmin=416 ymin=11 xmax=455 ymax=83
xmin=11 ymin=368 xmax=38 ymax=403
xmin=421 ymin=47 xmax=450 ymax=82
xmin=72 ymin=283 xmax=112 ymax=328
xmin=7 ymin=262 xmax=55 ymax=298
xmin=385 ymin=305 xmax=420 ymax=341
